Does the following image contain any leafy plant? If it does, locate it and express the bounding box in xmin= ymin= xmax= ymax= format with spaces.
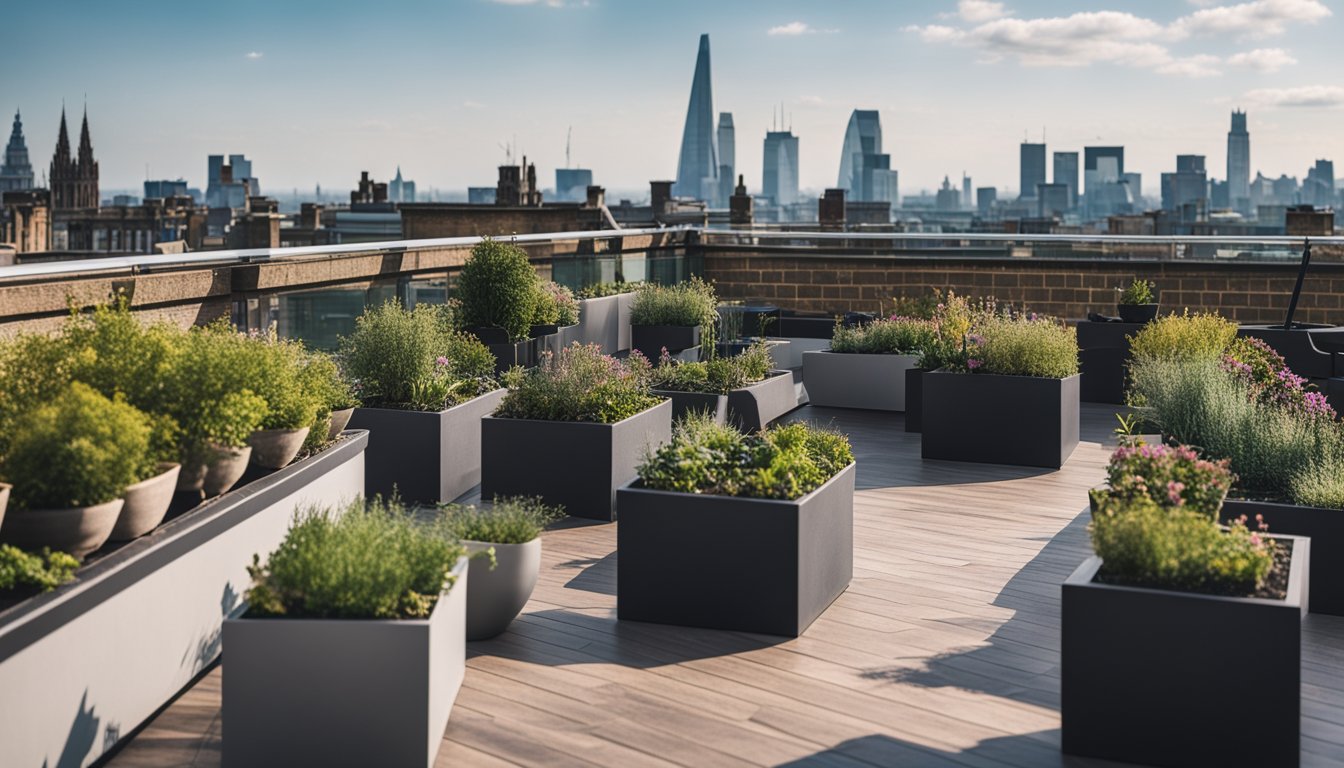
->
xmin=830 ymin=317 xmax=936 ymax=355
xmin=650 ymin=341 xmax=772 ymax=394
xmin=1128 ymin=311 xmax=1237 ymax=362
xmin=1223 ymin=336 xmax=1335 ymax=421
xmin=917 ymin=291 xmax=1000 ymax=370
xmin=965 ymin=315 xmax=1078 ymax=378
xmin=533 ymin=282 xmax=580 ymax=327
xmin=2 ymin=382 xmax=152 ymax=510
xmin=630 ymin=277 xmax=718 ymax=328
xmin=576 ymin=281 xmax=641 ymax=299
xmin=1118 ymin=278 xmax=1155 ymax=306
xmin=889 ymin=291 xmax=942 ymax=320
xmin=456 ymin=238 xmax=539 ymax=342
xmin=637 ymin=414 xmax=854 ymax=500
xmin=244 ymin=497 xmax=467 ymax=620
xmin=496 ymin=343 xmax=660 ymax=423
xmin=164 ymin=324 xmax=269 ymax=458
xmin=0 ymin=332 xmax=81 ymax=461
xmin=438 ymin=497 xmax=564 ymax=544
xmin=231 ymin=327 xmax=322 ymax=431
xmin=0 ymin=544 xmax=80 ymax=592
xmin=1095 ymin=442 xmax=1234 ymax=519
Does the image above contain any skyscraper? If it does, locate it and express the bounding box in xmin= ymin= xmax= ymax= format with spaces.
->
xmin=673 ymin=34 xmax=718 ymax=201
xmin=1 ymin=109 xmax=34 ymax=192
xmin=1227 ymin=110 xmax=1250 ymax=214
xmin=390 ymin=166 xmax=418 ymax=204
xmin=50 ymin=107 xmax=99 ymax=210
xmin=1052 ymin=151 xmax=1079 ymax=209
xmin=961 ymin=174 xmax=972 ymax=211
xmin=1084 ymin=146 xmax=1127 ymax=218
xmin=837 ymin=110 xmax=896 ymax=203
xmin=1161 ymin=155 xmax=1208 ymax=216
xmin=762 ymin=129 xmax=799 ymax=206
xmin=1019 ymin=142 xmax=1046 ymax=201
xmin=716 ymin=113 xmax=735 ymax=207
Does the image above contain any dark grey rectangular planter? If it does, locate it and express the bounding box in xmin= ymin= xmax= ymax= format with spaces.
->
xmin=1223 ymin=498 xmax=1344 ymax=615
xmin=480 ymin=398 xmax=673 ymax=521
xmin=1062 ymin=537 xmax=1308 ymax=768
xmin=222 ymin=557 xmax=468 ymax=768
xmin=1077 ymin=320 xmax=1145 ymax=404
xmin=617 ymin=463 xmax=855 ymax=637
xmin=631 ymin=324 xmax=700 ymax=361
xmin=348 ymin=389 xmax=506 ymax=505
xmin=652 ymin=370 xmax=798 ymax=432
xmin=904 ymin=367 xmax=926 ymax=432
xmin=802 ymin=351 xmax=921 ymax=411
xmin=921 ymin=371 xmax=1080 ymax=468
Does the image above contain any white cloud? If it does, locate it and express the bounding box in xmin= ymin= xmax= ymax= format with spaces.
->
xmin=769 ymin=21 xmax=811 ymax=36
xmin=462 ymin=100 xmax=487 ymax=110
xmin=245 ymin=51 xmax=263 ymax=60
xmin=958 ymin=0 xmax=1006 ymax=23
xmin=1171 ymin=0 xmax=1331 ymax=39
xmin=491 ymin=0 xmax=569 ymax=7
xmin=1155 ymin=54 xmax=1223 ymax=77
xmin=1245 ymin=84 xmax=1344 ymax=107
xmin=1226 ymin=47 xmax=1297 ymax=71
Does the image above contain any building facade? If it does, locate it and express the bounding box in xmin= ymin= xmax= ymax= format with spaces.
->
xmin=672 ymin=34 xmax=718 ymax=201
xmin=762 ymin=130 xmax=799 ymax=206
xmin=837 ymin=110 xmax=897 ymax=204
xmin=1019 ymin=143 xmax=1046 ymax=201
xmin=50 ymin=108 xmax=99 ymax=210
xmin=716 ymin=112 xmax=735 ymax=208
xmin=1 ymin=110 xmax=34 ymax=193
xmin=1227 ymin=110 xmax=1251 ymax=214
xmin=1052 ymin=151 xmax=1079 ymax=209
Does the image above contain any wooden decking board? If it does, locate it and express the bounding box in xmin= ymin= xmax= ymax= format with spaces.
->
xmin=106 ymin=405 xmax=1344 ymax=767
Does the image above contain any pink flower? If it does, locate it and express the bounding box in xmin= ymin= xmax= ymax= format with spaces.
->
xmin=966 ymin=359 xmax=982 ymax=370
xmin=1166 ymin=481 xmax=1186 ymax=505
xmin=435 ymin=356 xmax=449 ymax=366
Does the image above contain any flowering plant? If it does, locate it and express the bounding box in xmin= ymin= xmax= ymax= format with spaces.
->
xmin=496 ymin=343 xmax=660 ymax=423
xmin=1097 ymin=442 xmax=1233 ymax=519
xmin=1223 ymin=336 xmax=1336 ymax=422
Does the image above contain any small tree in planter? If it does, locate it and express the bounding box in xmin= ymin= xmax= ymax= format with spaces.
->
xmin=649 ymin=342 xmax=795 ymax=430
xmin=0 ymin=383 xmax=153 ymax=558
xmin=804 ymin=317 xmax=935 ymax=412
xmin=224 ymin=498 xmax=469 ymax=767
xmin=1116 ymin=278 xmax=1158 ymax=323
xmin=482 ymin=343 xmax=672 ymax=520
xmin=629 ymin=277 xmax=718 ymax=361
xmin=234 ymin=329 xmax=323 ymax=470
xmin=618 ymin=415 xmax=856 ymax=635
xmin=343 ymin=301 xmax=503 ymax=504
xmin=438 ymin=497 xmax=563 ymax=640
xmin=457 ymin=239 xmax=540 ymax=371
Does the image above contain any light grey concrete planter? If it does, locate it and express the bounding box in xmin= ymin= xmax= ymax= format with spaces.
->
xmin=802 ymin=351 xmax=921 ymax=411
xmin=575 ymin=293 xmax=634 ymax=354
xmin=462 ymin=539 xmax=540 ymax=640
xmin=110 ymin=462 xmax=181 ymax=542
xmin=180 ymin=444 xmax=253 ymax=497
xmin=0 ymin=498 xmax=123 ymax=559
xmin=222 ymin=556 xmax=468 ymax=768
xmin=348 ymin=389 xmax=506 ymax=505
xmin=326 ymin=407 xmax=355 ymax=442
xmin=776 ymin=337 xmax=830 ymax=370
xmin=246 ymin=427 xmax=311 ymax=470
xmin=0 ymin=432 xmax=367 ymax=768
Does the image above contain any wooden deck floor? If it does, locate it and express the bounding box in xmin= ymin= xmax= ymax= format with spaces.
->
xmin=109 ymin=404 xmax=1344 ymax=768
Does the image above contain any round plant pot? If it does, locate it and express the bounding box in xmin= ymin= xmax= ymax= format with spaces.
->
xmin=110 ymin=463 xmax=181 ymax=542
xmin=1117 ymin=303 xmax=1159 ymax=324
xmin=462 ymin=538 xmax=541 ymax=641
xmin=0 ymin=483 xmax=10 ymax=533
xmin=247 ymin=427 xmax=311 ymax=470
xmin=204 ymin=445 xmax=253 ymax=497
xmin=326 ymin=408 xmax=355 ymax=442
xmin=0 ymin=498 xmax=124 ymax=559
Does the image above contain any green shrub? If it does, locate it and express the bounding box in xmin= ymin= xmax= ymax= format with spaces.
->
xmin=650 ymin=341 xmax=772 ymax=394
xmin=163 ymin=325 xmax=269 ymax=458
xmin=231 ymin=328 xmax=322 ymax=431
xmin=1091 ymin=497 xmax=1274 ymax=596
xmin=438 ymin=497 xmax=564 ymax=544
xmin=496 ymin=343 xmax=660 ymax=423
xmin=1118 ymin=278 xmax=1155 ymax=305
xmin=637 ymin=414 xmax=854 ymax=500
xmin=0 ymin=332 xmax=79 ymax=460
xmin=456 ymin=239 xmax=539 ymax=342
xmin=630 ymin=277 xmax=718 ymax=328
xmin=969 ymin=315 xmax=1078 ymax=378
xmin=1097 ymin=442 xmax=1233 ymax=519
xmin=1129 ymin=311 xmax=1237 ymax=361
xmin=576 ymin=281 xmax=641 ymax=299
xmin=341 ymin=301 xmax=496 ymax=411
xmin=533 ymin=282 xmax=580 ymax=327
xmin=918 ymin=291 xmax=999 ymax=370
xmin=2 ymin=382 xmax=152 ymax=509
xmin=0 ymin=544 xmax=79 ymax=592
xmin=889 ymin=290 xmax=942 ymax=320
xmin=244 ymin=497 xmax=467 ymax=620
xmin=830 ymin=317 xmax=936 ymax=355
xmin=63 ymin=298 xmax=182 ymax=417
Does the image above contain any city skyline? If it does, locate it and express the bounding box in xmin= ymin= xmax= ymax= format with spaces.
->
xmin=2 ymin=0 xmax=1342 ymax=196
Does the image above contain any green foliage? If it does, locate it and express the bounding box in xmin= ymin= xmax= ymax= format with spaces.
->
xmin=533 ymin=282 xmax=580 ymax=327
xmin=0 ymin=544 xmax=79 ymax=592
xmin=165 ymin=325 xmax=269 ymax=455
xmin=0 ymin=332 xmax=82 ymax=461
xmin=889 ymin=291 xmax=942 ymax=320
xmin=340 ymin=301 xmax=496 ymax=411
xmin=630 ymin=277 xmax=718 ymax=328
xmin=830 ymin=317 xmax=936 ymax=355
xmin=917 ymin=291 xmax=999 ymax=370
xmin=456 ymin=239 xmax=540 ymax=342
xmin=1091 ymin=497 xmax=1274 ymax=596
xmin=1118 ymin=278 xmax=1155 ymax=305
xmin=576 ymin=281 xmax=641 ymax=299
xmin=2 ymin=382 xmax=152 ymax=509
xmin=1128 ymin=311 xmax=1237 ymax=362
xmin=637 ymin=414 xmax=854 ymax=500
xmin=650 ymin=341 xmax=772 ymax=394
xmin=299 ymin=351 xmax=359 ymax=413
xmin=438 ymin=497 xmax=564 ymax=544
xmin=230 ymin=328 xmax=322 ymax=431
xmin=244 ymin=497 xmax=467 ymax=620
xmin=496 ymin=343 xmax=661 ymax=423
xmin=970 ymin=315 xmax=1079 ymax=378
xmin=1097 ymin=442 xmax=1233 ymax=519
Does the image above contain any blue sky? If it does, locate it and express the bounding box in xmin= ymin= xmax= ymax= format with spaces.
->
xmin=3 ymin=0 xmax=1341 ymax=198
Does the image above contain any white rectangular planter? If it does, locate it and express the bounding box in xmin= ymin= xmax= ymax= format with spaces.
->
xmin=802 ymin=350 xmax=921 ymax=411
xmin=222 ymin=557 xmax=469 ymax=768
xmin=575 ymin=293 xmax=634 ymax=354
xmin=0 ymin=433 xmax=368 ymax=768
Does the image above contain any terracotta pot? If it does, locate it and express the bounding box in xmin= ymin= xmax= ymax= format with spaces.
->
xmin=110 ymin=463 xmax=181 ymax=541
xmin=247 ymin=427 xmax=311 ymax=470
xmin=1 ymin=498 xmax=124 ymax=558
xmin=204 ymin=445 xmax=252 ymax=497
xmin=326 ymin=408 xmax=355 ymax=441
xmin=0 ymin=483 xmax=10 ymax=533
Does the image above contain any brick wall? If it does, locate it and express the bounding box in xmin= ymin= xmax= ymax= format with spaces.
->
xmin=701 ymin=247 xmax=1344 ymax=325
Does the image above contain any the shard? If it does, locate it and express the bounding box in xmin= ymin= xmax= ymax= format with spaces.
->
xmin=673 ymin=34 xmax=718 ymax=201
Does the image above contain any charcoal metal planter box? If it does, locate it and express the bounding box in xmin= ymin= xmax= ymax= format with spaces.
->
xmin=348 ymin=389 xmax=506 ymax=505
xmin=480 ymin=399 xmax=673 ymax=521
xmin=617 ymin=462 xmax=855 ymax=636
xmin=802 ymin=350 xmax=921 ymax=411
xmin=715 ymin=339 xmax=793 ymax=371
xmin=222 ymin=556 xmax=468 ymax=768
xmin=631 ymin=324 xmax=700 ymax=361
xmin=1062 ymin=537 xmax=1308 ymax=768
xmin=1223 ymin=498 xmax=1344 ymax=615
xmin=904 ymin=367 xmax=926 ymax=432
xmin=1077 ymin=320 xmax=1145 ymax=404
xmin=0 ymin=433 xmax=368 ymax=768
xmin=653 ymin=370 xmax=797 ymax=432
xmin=921 ymin=371 xmax=1080 ymax=468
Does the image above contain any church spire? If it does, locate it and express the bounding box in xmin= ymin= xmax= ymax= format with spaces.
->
xmin=78 ymin=107 xmax=94 ymax=165
xmin=54 ymin=108 xmax=71 ymax=161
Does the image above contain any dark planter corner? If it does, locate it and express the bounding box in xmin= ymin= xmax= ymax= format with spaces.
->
xmin=921 ymin=371 xmax=1080 ymax=468
xmin=1223 ymin=498 xmax=1344 ymax=615
xmin=904 ymin=367 xmax=927 ymax=432
xmin=631 ymin=324 xmax=701 ymax=361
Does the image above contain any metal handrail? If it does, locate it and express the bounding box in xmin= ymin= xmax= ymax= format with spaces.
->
xmin=698 ymin=230 xmax=1344 ymax=246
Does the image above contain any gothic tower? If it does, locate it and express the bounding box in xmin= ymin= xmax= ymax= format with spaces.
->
xmin=51 ymin=107 xmax=99 ymax=209
xmin=0 ymin=109 xmax=35 ymax=192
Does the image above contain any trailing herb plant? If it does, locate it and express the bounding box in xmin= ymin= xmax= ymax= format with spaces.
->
xmin=962 ymin=315 xmax=1079 ymax=378
xmin=830 ymin=317 xmax=935 ymax=355
xmin=0 ymin=544 xmax=80 ymax=594
xmin=650 ymin=341 xmax=773 ymax=394
xmin=1128 ymin=311 xmax=1237 ymax=362
xmin=630 ymin=277 xmax=718 ymax=328
xmin=495 ymin=343 xmax=660 ymax=423
xmin=576 ymin=281 xmax=642 ymax=299
xmin=456 ymin=238 xmax=540 ymax=342
xmin=438 ymin=497 xmax=564 ymax=544
xmin=1118 ymin=278 xmax=1155 ymax=306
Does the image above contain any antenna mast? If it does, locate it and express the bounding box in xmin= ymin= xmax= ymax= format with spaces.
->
xmin=566 ymin=126 xmax=571 ymax=169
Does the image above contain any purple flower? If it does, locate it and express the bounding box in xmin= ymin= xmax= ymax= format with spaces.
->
xmin=435 ymin=356 xmax=450 ymax=367
xmin=966 ymin=358 xmax=982 ymax=370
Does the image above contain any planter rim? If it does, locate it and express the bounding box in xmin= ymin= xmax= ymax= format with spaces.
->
xmin=1066 ymin=532 xmax=1308 ymax=608
xmin=927 ymin=369 xmax=1081 ymax=381
xmin=353 ymin=387 xmax=507 ymax=417
xmin=620 ymin=461 xmax=856 ymax=507
xmin=650 ymin=369 xmax=792 ymax=397
xmin=631 ymin=322 xmax=701 ymax=328
xmin=486 ymin=396 xmax=670 ymax=427
xmin=12 ymin=497 xmax=124 ymax=515
xmin=1225 ymin=496 xmax=1334 ymax=512
xmin=462 ymin=538 xmax=540 ymax=549
xmin=249 ymin=426 xmax=309 ymax=436
xmin=814 ymin=348 xmax=922 ymax=357
xmin=125 ymin=462 xmax=181 ymax=491
xmin=1117 ymin=302 xmax=1159 ymax=308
